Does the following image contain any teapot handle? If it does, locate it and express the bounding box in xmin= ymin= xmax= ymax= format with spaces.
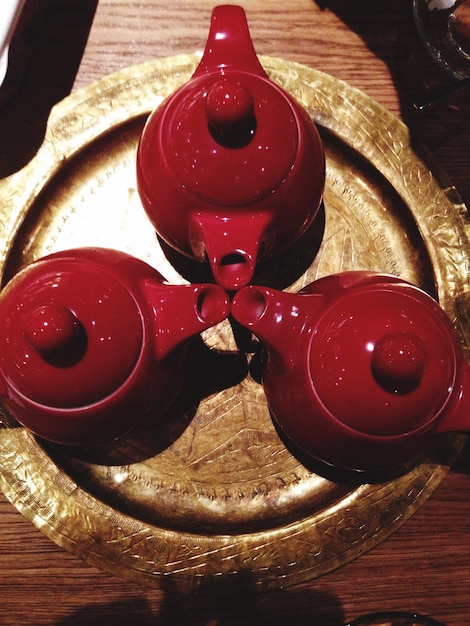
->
xmin=193 ymin=5 xmax=268 ymax=79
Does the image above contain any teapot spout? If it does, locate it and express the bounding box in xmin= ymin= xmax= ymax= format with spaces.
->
xmin=193 ymin=5 xmax=268 ymax=79
xmin=435 ymin=357 xmax=470 ymax=434
xmin=192 ymin=211 xmax=272 ymax=291
xmin=145 ymin=282 xmax=230 ymax=360
xmin=232 ymin=286 xmax=323 ymax=373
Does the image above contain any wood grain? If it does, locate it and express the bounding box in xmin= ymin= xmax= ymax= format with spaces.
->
xmin=1 ymin=1 xmax=470 ymax=624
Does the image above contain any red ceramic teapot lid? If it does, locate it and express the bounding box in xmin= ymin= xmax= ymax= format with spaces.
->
xmin=0 ymin=256 xmax=143 ymax=408
xmin=309 ymin=286 xmax=456 ymax=436
xmin=157 ymin=73 xmax=298 ymax=206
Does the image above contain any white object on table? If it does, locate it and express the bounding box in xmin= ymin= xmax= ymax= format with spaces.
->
xmin=0 ymin=0 xmax=26 ymax=88
xmin=426 ymin=0 xmax=458 ymax=10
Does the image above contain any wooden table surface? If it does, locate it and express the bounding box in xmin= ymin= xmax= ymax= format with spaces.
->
xmin=1 ymin=1 xmax=470 ymax=624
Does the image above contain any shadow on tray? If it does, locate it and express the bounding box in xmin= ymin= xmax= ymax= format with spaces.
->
xmin=43 ymin=335 xmax=249 ymax=466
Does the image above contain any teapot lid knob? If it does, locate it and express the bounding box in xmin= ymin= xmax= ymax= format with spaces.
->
xmin=0 ymin=251 xmax=144 ymax=408
xmin=24 ymin=304 xmax=81 ymax=355
xmin=371 ymin=332 xmax=427 ymax=393
xmin=206 ymin=79 xmax=255 ymax=143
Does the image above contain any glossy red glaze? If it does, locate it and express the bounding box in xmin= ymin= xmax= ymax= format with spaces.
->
xmin=231 ymin=272 xmax=470 ymax=471
xmin=0 ymin=247 xmax=230 ymax=445
xmin=136 ymin=5 xmax=325 ymax=290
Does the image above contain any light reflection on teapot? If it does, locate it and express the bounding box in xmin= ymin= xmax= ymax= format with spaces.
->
xmin=136 ymin=5 xmax=325 ymax=291
xmin=0 ymin=247 xmax=230 ymax=445
xmin=231 ymin=271 xmax=470 ymax=472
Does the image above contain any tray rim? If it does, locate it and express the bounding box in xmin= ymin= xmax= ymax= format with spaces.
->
xmin=0 ymin=54 xmax=469 ymax=592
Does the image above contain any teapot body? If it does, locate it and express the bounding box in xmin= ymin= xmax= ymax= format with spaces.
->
xmin=136 ymin=5 xmax=325 ymax=290
xmin=0 ymin=247 xmax=229 ymax=445
xmin=232 ymin=272 xmax=470 ymax=471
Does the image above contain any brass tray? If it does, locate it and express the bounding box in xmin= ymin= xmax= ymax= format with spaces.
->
xmin=1 ymin=55 xmax=469 ymax=593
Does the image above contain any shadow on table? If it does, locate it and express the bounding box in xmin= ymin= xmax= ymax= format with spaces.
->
xmin=450 ymin=435 xmax=470 ymax=476
xmin=55 ymin=573 xmax=345 ymax=625
xmin=314 ymin=0 xmax=470 ymax=209
xmin=0 ymin=0 xmax=98 ymax=178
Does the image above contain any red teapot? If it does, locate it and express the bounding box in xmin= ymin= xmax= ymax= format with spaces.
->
xmin=0 ymin=247 xmax=230 ymax=445
xmin=136 ymin=5 xmax=325 ymax=291
xmin=231 ymin=272 xmax=470 ymax=472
